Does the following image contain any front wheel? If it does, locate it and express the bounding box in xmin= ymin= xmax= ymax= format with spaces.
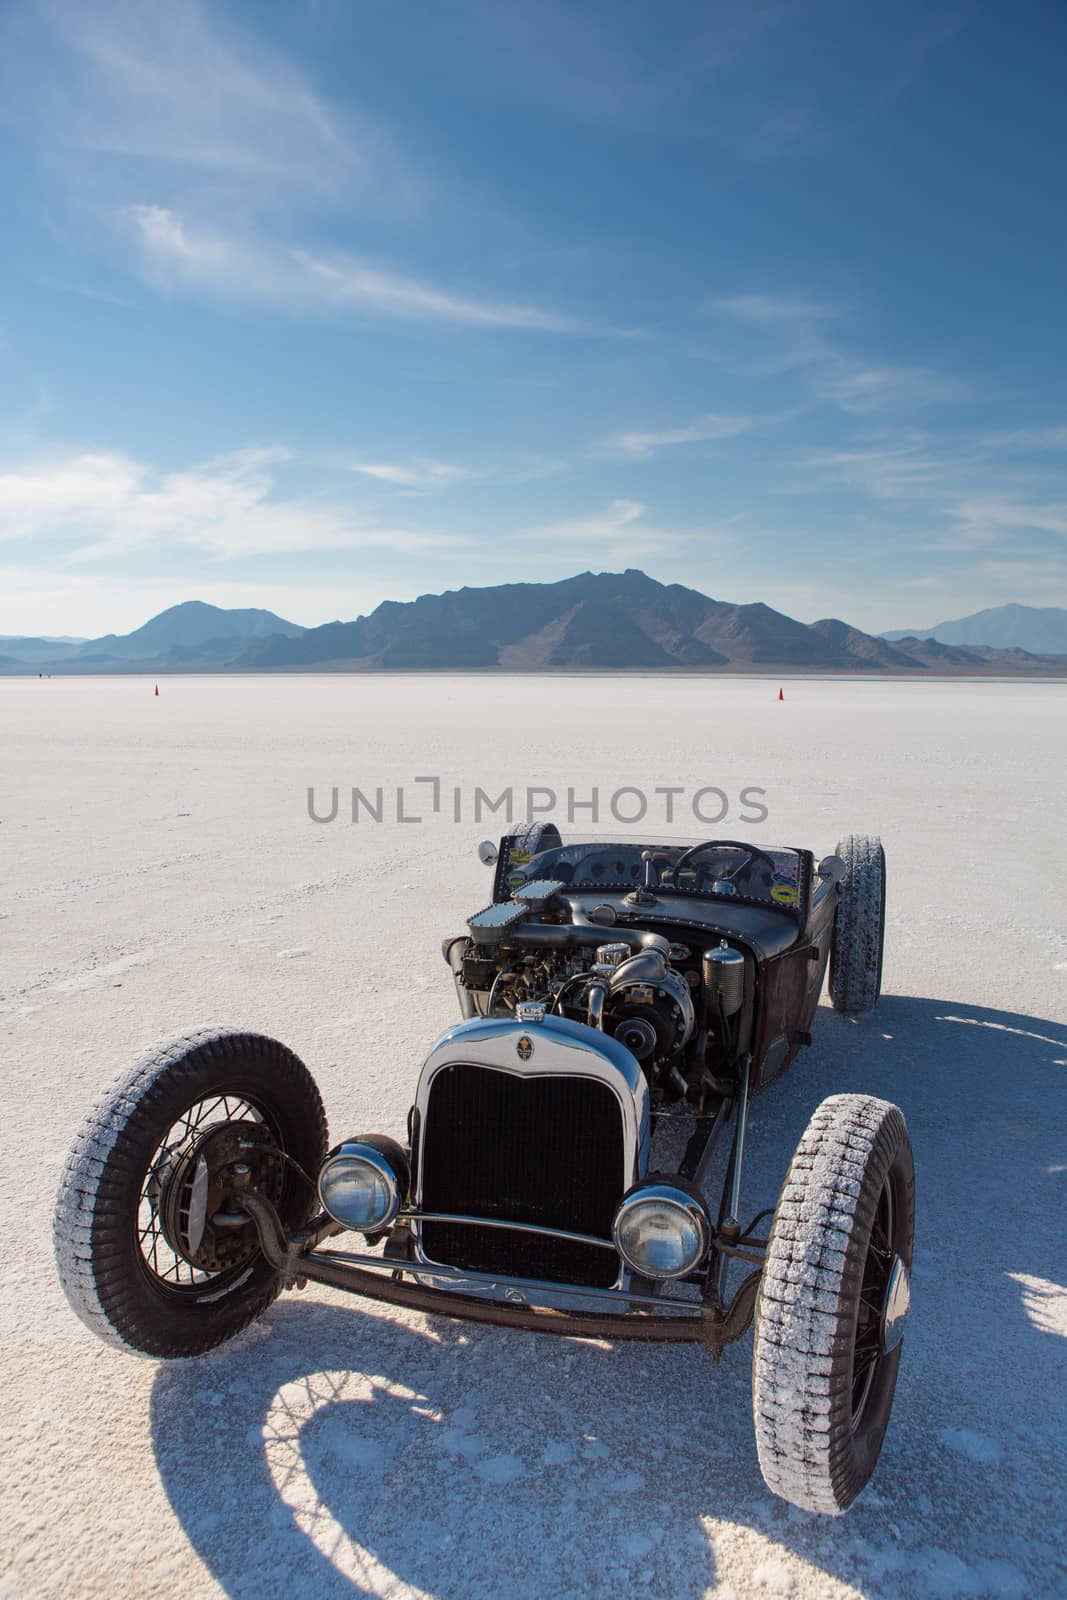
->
xmin=751 ymin=1093 xmax=915 ymax=1513
xmin=54 ymin=1030 xmax=328 ymax=1358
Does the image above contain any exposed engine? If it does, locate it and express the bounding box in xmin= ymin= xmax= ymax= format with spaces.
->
xmin=447 ymin=926 xmax=749 ymax=1112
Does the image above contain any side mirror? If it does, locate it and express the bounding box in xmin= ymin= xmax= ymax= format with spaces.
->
xmin=477 ymin=840 xmax=498 ymax=866
xmin=817 ymin=854 xmax=845 ymax=884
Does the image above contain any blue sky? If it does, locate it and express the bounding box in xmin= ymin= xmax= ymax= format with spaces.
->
xmin=2 ymin=0 xmax=1066 ymax=637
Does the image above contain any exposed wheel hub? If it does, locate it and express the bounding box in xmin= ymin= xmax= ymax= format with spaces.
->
xmin=159 ymin=1120 xmax=284 ymax=1272
xmin=879 ymin=1255 xmax=911 ymax=1354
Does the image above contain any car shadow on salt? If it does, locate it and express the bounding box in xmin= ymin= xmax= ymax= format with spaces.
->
xmin=151 ymin=995 xmax=1067 ymax=1600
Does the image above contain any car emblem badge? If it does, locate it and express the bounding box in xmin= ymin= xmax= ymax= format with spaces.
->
xmin=516 ymin=1034 xmax=534 ymax=1062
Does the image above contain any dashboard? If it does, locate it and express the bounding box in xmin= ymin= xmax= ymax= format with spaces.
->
xmin=501 ymin=840 xmax=803 ymax=909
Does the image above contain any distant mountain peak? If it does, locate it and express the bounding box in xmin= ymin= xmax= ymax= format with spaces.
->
xmin=882 ymin=602 xmax=1067 ymax=655
xmin=0 ymin=601 xmax=305 ymax=672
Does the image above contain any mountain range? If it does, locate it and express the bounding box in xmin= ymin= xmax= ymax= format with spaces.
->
xmin=3 ymin=578 xmax=1065 ymax=676
xmin=882 ymin=602 xmax=1067 ymax=655
xmin=0 ymin=601 xmax=303 ymax=672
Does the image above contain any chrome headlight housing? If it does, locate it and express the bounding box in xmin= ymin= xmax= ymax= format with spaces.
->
xmin=317 ymin=1137 xmax=407 ymax=1233
xmin=612 ymin=1182 xmax=710 ymax=1279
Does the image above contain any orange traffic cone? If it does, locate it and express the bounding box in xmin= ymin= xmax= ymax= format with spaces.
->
xmin=154 ymin=684 xmax=159 ymax=696
xmin=778 ymin=687 xmax=784 ymax=701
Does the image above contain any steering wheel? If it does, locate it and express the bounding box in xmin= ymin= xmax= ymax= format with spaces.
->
xmin=672 ymin=838 xmax=779 ymax=886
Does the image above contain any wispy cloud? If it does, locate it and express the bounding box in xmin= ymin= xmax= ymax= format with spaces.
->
xmin=813 ymin=362 xmax=963 ymax=413
xmin=518 ymin=498 xmax=735 ymax=563
xmin=796 ymin=435 xmax=1067 ymax=573
xmin=707 ymin=294 xmax=840 ymax=380
xmin=969 ymin=555 xmax=1067 ymax=585
xmin=349 ymin=460 xmax=475 ymax=490
xmin=798 ymin=441 xmax=956 ymax=501
xmin=711 ymin=294 xmax=834 ymax=325
xmin=0 ymin=447 xmax=469 ymax=560
xmin=950 ymin=497 xmax=1067 ymax=540
xmin=8 ymin=0 xmax=407 ymax=206
xmin=127 ymin=206 xmax=592 ymax=333
xmin=981 ymin=427 xmax=1067 ymax=453
xmin=527 ymin=499 xmax=648 ymax=541
xmin=38 ymin=277 xmax=133 ymax=309
xmin=297 ymin=248 xmax=585 ymax=332
xmin=710 ymin=294 xmax=963 ymax=413
xmin=435 ymin=4 xmax=819 ymax=170
xmin=606 ymin=413 xmax=754 ymax=459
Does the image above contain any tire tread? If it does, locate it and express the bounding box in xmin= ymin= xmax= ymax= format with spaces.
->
xmin=751 ymin=1092 xmax=913 ymax=1514
xmin=829 ymin=834 xmax=886 ymax=1014
xmin=54 ymin=1030 xmax=327 ymax=1359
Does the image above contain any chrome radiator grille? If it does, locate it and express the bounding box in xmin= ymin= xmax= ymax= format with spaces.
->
xmin=419 ymin=1063 xmax=624 ymax=1287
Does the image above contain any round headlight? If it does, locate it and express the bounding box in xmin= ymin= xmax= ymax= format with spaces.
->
xmin=318 ymin=1141 xmax=402 ymax=1232
xmin=612 ymin=1183 xmax=710 ymax=1279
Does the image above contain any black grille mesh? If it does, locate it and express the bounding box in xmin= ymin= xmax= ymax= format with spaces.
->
xmin=419 ymin=1063 xmax=624 ymax=1287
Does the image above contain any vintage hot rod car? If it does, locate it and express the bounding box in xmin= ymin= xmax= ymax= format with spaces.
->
xmin=55 ymin=827 xmax=913 ymax=1514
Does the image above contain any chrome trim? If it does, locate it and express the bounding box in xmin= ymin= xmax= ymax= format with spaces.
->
xmin=612 ymin=1181 xmax=711 ymax=1280
xmin=610 ymin=949 xmax=696 ymax=1045
xmin=881 ymin=1256 xmax=911 ymax=1353
xmin=725 ymin=1053 xmax=751 ymax=1228
xmin=317 ymin=1142 xmax=402 ymax=1232
xmin=401 ymin=1209 xmax=616 ymax=1251
xmin=586 ymin=978 xmax=608 ymax=1030
xmin=507 ymin=915 xmax=671 ymax=955
xmin=609 ymin=946 xmax=670 ymax=987
xmin=412 ymin=1014 xmax=649 ymax=1274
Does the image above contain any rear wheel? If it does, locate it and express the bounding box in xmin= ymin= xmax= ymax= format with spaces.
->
xmin=829 ymin=833 xmax=886 ymax=1014
xmin=751 ymin=1093 xmax=915 ymax=1514
xmin=493 ymin=820 xmax=563 ymax=898
xmin=54 ymin=1030 xmax=328 ymax=1358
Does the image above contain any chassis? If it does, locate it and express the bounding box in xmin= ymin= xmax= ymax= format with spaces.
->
xmin=55 ymin=828 xmax=914 ymax=1514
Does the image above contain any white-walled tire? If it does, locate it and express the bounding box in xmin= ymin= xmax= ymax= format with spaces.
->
xmin=829 ymin=834 xmax=886 ymax=1014
xmin=752 ymin=1093 xmax=915 ymax=1514
xmin=54 ymin=1030 xmax=328 ymax=1359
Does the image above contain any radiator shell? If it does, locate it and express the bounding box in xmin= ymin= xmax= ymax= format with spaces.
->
xmin=412 ymin=1016 xmax=648 ymax=1287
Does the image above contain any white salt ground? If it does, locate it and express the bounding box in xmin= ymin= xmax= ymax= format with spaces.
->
xmin=1 ymin=673 xmax=1065 ymax=1600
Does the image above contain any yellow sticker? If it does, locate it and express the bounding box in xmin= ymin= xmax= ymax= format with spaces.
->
xmin=771 ymin=883 xmax=798 ymax=905
xmin=510 ymin=848 xmax=531 ymax=864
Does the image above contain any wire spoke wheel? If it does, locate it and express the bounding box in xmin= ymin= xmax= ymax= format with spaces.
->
xmin=850 ymin=1178 xmax=896 ymax=1428
xmin=138 ymin=1095 xmax=279 ymax=1292
xmin=54 ymin=1031 xmax=328 ymax=1358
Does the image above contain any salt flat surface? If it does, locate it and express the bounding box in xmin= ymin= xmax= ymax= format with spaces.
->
xmin=1 ymin=674 xmax=1065 ymax=1600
